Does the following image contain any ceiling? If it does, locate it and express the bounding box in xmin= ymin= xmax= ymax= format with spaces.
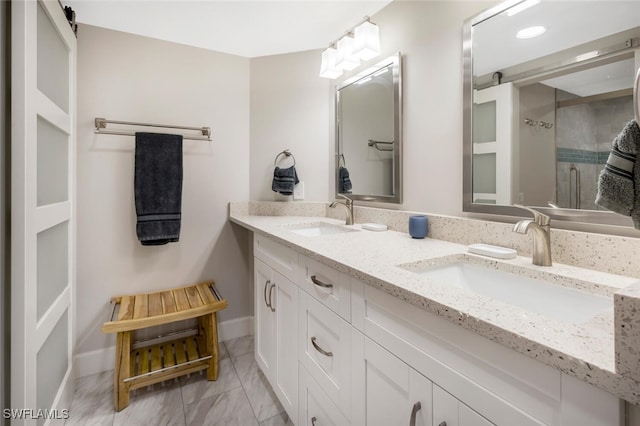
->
xmin=65 ymin=0 xmax=394 ymax=58
xmin=472 ymin=1 xmax=640 ymax=97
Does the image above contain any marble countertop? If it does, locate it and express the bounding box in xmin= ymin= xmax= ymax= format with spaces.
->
xmin=229 ymin=213 xmax=640 ymax=405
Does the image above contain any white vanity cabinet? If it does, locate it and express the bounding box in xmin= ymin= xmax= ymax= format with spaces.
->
xmin=254 ymin=235 xmax=299 ymax=422
xmin=252 ymin=233 xmax=623 ymax=426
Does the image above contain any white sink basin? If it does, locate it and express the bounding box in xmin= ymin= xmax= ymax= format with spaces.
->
xmin=289 ymin=222 xmax=358 ymax=237
xmin=402 ymin=258 xmax=611 ymax=323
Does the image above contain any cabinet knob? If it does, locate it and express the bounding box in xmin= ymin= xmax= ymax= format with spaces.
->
xmin=311 ymin=336 xmax=333 ymax=357
xmin=409 ymin=401 xmax=422 ymax=426
xmin=310 ymin=275 xmax=333 ymax=289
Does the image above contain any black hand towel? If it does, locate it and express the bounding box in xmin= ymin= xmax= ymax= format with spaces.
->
xmin=339 ymin=166 xmax=352 ymax=193
xmin=272 ymin=166 xmax=299 ymax=195
xmin=134 ymin=132 xmax=183 ymax=245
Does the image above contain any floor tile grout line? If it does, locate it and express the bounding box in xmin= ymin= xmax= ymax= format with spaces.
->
xmin=228 ymin=346 xmax=262 ymax=424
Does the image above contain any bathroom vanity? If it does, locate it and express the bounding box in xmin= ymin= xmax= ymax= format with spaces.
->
xmin=230 ymin=206 xmax=638 ymax=426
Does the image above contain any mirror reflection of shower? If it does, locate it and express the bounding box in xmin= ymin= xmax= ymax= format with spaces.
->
xmin=555 ymin=90 xmax=634 ymax=210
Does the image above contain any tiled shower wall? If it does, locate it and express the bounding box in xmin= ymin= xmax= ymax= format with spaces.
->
xmin=556 ymin=93 xmax=634 ymax=210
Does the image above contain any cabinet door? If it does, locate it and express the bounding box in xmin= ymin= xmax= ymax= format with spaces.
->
xmin=433 ymin=384 xmax=494 ymax=426
xmin=255 ymin=258 xmax=275 ymax=379
xmin=352 ymin=330 xmax=432 ymax=426
xmin=299 ymin=365 xmax=350 ymax=426
xmin=273 ymin=271 xmax=299 ymax=422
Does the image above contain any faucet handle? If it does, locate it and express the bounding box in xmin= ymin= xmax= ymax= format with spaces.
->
xmin=337 ymin=193 xmax=353 ymax=205
xmin=513 ymin=204 xmax=550 ymax=226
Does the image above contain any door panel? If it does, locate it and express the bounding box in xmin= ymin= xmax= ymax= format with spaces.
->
xmin=12 ymin=1 xmax=76 ymax=422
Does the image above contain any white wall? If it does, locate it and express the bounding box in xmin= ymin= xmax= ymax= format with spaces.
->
xmin=250 ymin=50 xmax=331 ymax=201
xmin=249 ymin=1 xmax=492 ymax=214
xmin=76 ymin=25 xmax=252 ymax=356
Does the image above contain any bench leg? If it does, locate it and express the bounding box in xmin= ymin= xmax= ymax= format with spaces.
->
xmin=202 ymin=313 xmax=219 ymax=381
xmin=114 ymin=331 xmax=132 ymax=411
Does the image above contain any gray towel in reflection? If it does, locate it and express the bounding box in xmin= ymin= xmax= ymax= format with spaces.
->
xmin=272 ymin=166 xmax=299 ymax=195
xmin=339 ymin=166 xmax=352 ymax=193
xmin=595 ymin=120 xmax=640 ymax=228
xmin=134 ymin=132 xmax=183 ymax=245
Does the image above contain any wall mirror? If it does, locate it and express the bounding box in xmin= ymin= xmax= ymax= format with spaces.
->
xmin=336 ymin=53 xmax=402 ymax=203
xmin=463 ymin=0 xmax=640 ymax=228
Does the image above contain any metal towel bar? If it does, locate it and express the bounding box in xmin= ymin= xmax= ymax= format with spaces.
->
xmin=94 ymin=117 xmax=212 ymax=141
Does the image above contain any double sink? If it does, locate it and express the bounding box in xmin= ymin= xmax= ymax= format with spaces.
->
xmin=284 ymin=221 xmax=612 ymax=324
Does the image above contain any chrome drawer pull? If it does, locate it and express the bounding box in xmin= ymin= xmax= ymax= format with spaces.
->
xmin=264 ymin=280 xmax=271 ymax=308
xmin=311 ymin=336 xmax=333 ymax=357
xmin=438 ymin=422 xmax=447 ymax=426
xmin=410 ymin=401 xmax=422 ymax=426
xmin=311 ymin=417 xmax=317 ymax=426
xmin=310 ymin=275 xmax=333 ymax=289
xmin=268 ymin=283 xmax=275 ymax=312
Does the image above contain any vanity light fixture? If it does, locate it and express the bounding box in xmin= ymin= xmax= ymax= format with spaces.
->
xmin=353 ymin=20 xmax=381 ymax=60
xmin=319 ymin=45 xmax=343 ymax=79
xmin=319 ymin=17 xmax=381 ymax=79
xmin=336 ymin=35 xmax=361 ymax=71
xmin=516 ymin=25 xmax=546 ymax=39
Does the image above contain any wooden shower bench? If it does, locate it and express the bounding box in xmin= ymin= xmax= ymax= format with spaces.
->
xmin=102 ymin=280 xmax=227 ymax=411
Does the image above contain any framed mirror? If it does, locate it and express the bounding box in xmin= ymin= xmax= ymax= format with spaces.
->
xmin=463 ymin=0 xmax=640 ymax=227
xmin=336 ymin=53 xmax=402 ymax=203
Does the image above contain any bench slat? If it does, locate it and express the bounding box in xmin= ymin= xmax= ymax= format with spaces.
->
xmin=175 ymin=341 xmax=187 ymax=365
xmin=118 ymin=296 xmax=134 ymax=321
xmin=151 ymin=346 xmax=162 ymax=372
xmin=173 ymin=288 xmax=191 ymax=312
xmin=133 ymin=294 xmax=149 ymax=319
xmin=196 ymin=282 xmax=216 ymax=305
xmin=163 ymin=343 xmax=176 ymax=368
xmin=148 ymin=293 xmax=163 ymax=317
xmin=161 ymin=291 xmax=176 ymax=314
xmin=185 ymin=286 xmax=203 ymax=308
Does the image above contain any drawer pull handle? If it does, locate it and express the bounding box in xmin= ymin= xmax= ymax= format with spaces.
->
xmin=264 ymin=280 xmax=271 ymax=308
xmin=311 ymin=336 xmax=333 ymax=357
xmin=311 ymin=416 xmax=317 ymax=426
xmin=268 ymin=283 xmax=276 ymax=312
xmin=438 ymin=422 xmax=447 ymax=426
xmin=410 ymin=401 xmax=422 ymax=426
xmin=310 ymin=275 xmax=333 ymax=289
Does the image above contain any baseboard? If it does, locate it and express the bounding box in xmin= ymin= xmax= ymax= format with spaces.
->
xmin=74 ymin=316 xmax=254 ymax=378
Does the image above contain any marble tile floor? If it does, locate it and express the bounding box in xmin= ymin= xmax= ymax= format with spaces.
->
xmin=66 ymin=336 xmax=294 ymax=426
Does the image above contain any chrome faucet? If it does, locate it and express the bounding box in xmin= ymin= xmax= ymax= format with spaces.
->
xmin=512 ymin=204 xmax=552 ymax=266
xmin=330 ymin=194 xmax=354 ymax=225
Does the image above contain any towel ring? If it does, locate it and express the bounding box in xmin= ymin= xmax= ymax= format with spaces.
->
xmin=339 ymin=154 xmax=346 ymax=167
xmin=274 ymin=149 xmax=296 ymax=167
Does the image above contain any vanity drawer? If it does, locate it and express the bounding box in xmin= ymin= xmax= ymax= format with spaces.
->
xmin=298 ymin=365 xmax=350 ymax=426
xmin=254 ymin=233 xmax=298 ymax=283
xmin=299 ymin=291 xmax=352 ymax=419
xmin=299 ymin=255 xmax=351 ymax=321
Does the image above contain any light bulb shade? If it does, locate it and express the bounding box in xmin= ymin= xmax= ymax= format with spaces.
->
xmin=336 ymin=35 xmax=360 ymax=71
xmin=353 ymin=21 xmax=380 ymax=61
xmin=319 ymin=46 xmax=343 ymax=79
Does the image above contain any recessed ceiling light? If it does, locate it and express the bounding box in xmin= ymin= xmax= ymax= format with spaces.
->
xmin=516 ymin=26 xmax=546 ymax=39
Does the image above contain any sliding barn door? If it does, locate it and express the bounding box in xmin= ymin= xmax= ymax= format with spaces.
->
xmin=12 ymin=1 xmax=76 ymax=424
